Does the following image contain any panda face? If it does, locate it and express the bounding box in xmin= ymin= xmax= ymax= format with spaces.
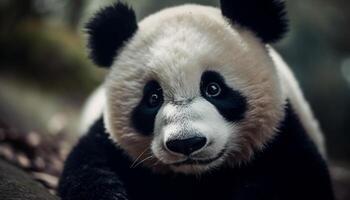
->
xmin=149 ymin=71 xmax=247 ymax=173
xmin=103 ymin=5 xmax=286 ymax=174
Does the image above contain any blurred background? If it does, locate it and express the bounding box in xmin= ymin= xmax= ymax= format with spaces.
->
xmin=0 ymin=0 xmax=349 ymax=199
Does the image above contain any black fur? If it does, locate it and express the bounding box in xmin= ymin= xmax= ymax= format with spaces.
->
xmin=86 ymin=2 xmax=138 ymax=67
xmin=201 ymin=71 xmax=247 ymax=122
xmin=220 ymin=0 xmax=288 ymax=43
xmin=59 ymin=102 xmax=334 ymax=200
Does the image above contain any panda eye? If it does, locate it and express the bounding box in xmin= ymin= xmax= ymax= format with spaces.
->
xmin=205 ymin=82 xmax=221 ymax=98
xmin=148 ymin=92 xmax=162 ymax=108
xmin=142 ymin=81 xmax=163 ymax=109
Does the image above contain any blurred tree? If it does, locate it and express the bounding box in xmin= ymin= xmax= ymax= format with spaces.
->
xmin=65 ymin=0 xmax=86 ymax=30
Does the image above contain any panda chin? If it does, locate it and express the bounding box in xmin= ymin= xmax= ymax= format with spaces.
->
xmin=166 ymin=149 xmax=227 ymax=174
xmin=172 ymin=148 xmax=226 ymax=166
xmin=169 ymin=157 xmax=225 ymax=174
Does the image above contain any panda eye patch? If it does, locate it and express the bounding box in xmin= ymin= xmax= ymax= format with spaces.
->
xmin=131 ymin=80 xmax=163 ymax=135
xmin=200 ymin=71 xmax=247 ymax=122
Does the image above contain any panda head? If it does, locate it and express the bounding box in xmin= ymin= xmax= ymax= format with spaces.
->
xmin=86 ymin=0 xmax=288 ymax=174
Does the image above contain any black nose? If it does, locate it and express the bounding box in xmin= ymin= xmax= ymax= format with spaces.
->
xmin=165 ymin=137 xmax=207 ymax=155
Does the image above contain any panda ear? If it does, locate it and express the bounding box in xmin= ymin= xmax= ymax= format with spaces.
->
xmin=220 ymin=0 xmax=288 ymax=43
xmin=86 ymin=2 xmax=138 ymax=68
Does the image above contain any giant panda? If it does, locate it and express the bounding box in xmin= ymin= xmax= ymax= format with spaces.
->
xmin=59 ymin=0 xmax=335 ymax=200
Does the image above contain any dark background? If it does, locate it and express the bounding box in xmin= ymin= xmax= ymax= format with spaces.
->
xmin=0 ymin=0 xmax=349 ymax=189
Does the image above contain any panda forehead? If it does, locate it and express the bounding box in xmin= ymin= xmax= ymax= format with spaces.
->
xmin=119 ymin=5 xmax=249 ymax=63
xmin=108 ymin=4 xmax=277 ymax=98
xmin=138 ymin=4 xmax=227 ymax=34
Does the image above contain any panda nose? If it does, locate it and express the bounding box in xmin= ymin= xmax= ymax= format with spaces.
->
xmin=165 ymin=136 xmax=207 ymax=155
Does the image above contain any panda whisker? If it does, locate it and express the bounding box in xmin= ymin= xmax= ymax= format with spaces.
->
xmin=130 ymin=147 xmax=150 ymax=168
xmin=132 ymin=155 xmax=154 ymax=168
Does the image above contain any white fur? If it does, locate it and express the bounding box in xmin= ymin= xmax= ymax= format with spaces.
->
xmin=80 ymin=4 xmax=326 ymax=173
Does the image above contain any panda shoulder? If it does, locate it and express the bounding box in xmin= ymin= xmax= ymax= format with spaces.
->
xmin=268 ymin=47 xmax=326 ymax=157
xmin=79 ymin=85 xmax=106 ymax=134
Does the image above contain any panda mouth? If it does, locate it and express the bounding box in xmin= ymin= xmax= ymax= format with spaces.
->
xmin=171 ymin=149 xmax=226 ymax=166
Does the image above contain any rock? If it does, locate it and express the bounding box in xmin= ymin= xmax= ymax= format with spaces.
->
xmin=0 ymin=158 xmax=59 ymax=200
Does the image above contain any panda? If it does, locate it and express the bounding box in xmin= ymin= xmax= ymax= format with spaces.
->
xmin=59 ymin=0 xmax=335 ymax=200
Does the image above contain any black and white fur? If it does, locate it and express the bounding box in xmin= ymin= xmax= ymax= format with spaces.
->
xmin=59 ymin=1 xmax=334 ymax=199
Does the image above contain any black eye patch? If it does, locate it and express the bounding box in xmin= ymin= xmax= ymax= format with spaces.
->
xmin=200 ymin=71 xmax=247 ymax=122
xmin=131 ymin=81 xmax=163 ymax=136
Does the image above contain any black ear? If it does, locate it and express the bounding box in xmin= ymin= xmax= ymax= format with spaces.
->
xmin=86 ymin=2 xmax=138 ymax=68
xmin=220 ymin=0 xmax=288 ymax=43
